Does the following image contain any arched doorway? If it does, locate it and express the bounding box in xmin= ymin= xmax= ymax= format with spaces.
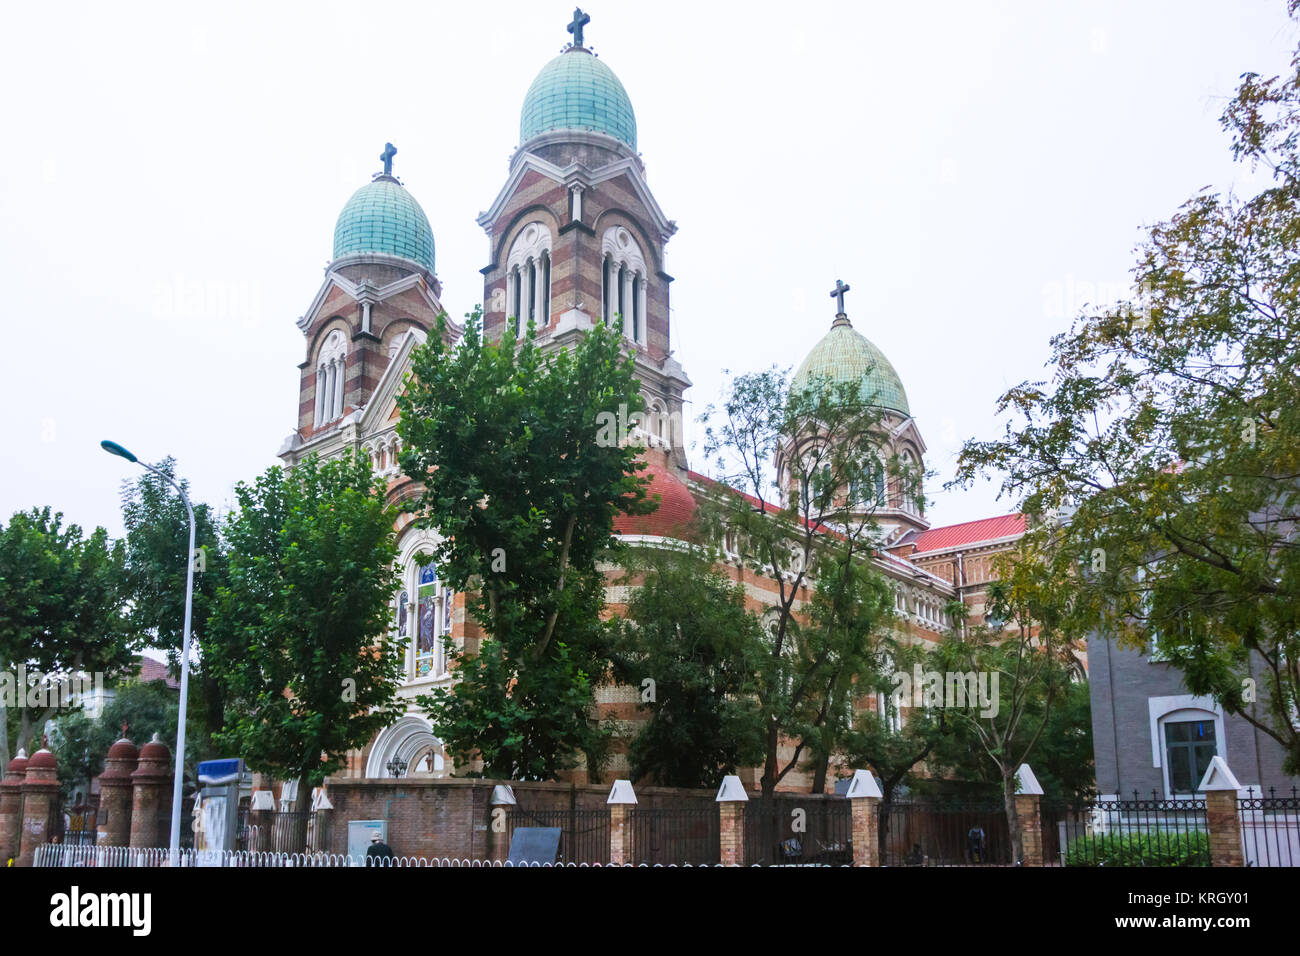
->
xmin=365 ymin=715 xmax=447 ymax=779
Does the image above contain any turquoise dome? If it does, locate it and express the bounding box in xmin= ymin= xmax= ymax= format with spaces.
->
xmin=332 ymin=178 xmax=435 ymax=273
xmin=520 ymin=49 xmax=637 ymax=150
xmin=793 ymin=318 xmax=911 ymax=416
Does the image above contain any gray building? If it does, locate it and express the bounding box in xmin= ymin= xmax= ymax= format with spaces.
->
xmin=1089 ymin=634 xmax=1298 ymax=799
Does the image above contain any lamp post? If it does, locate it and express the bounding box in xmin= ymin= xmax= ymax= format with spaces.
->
xmin=101 ymin=440 xmax=195 ymax=867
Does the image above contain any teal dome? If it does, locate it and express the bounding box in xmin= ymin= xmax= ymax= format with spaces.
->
xmin=332 ymin=177 xmax=435 ymax=273
xmin=520 ymin=49 xmax=637 ymax=150
xmin=792 ymin=318 xmax=911 ymax=416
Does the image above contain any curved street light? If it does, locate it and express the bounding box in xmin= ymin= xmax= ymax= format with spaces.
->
xmin=101 ymin=439 xmax=195 ymax=867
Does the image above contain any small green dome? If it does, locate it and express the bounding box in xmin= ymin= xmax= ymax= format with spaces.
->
xmin=792 ymin=318 xmax=911 ymax=416
xmin=520 ymin=49 xmax=637 ymax=150
xmin=332 ymin=177 xmax=435 ymax=273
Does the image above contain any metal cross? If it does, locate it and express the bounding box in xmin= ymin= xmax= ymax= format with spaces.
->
xmin=568 ymin=7 xmax=590 ymax=47
xmin=380 ymin=142 xmax=397 ymax=177
xmin=830 ymin=279 xmax=851 ymax=316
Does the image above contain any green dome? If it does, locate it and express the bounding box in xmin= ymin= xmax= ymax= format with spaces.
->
xmin=332 ymin=177 xmax=435 ymax=273
xmin=520 ymin=49 xmax=637 ymax=150
xmin=792 ymin=318 xmax=911 ymax=416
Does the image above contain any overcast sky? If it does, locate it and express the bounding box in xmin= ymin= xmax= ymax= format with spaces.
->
xmin=1 ymin=0 xmax=1295 ymax=538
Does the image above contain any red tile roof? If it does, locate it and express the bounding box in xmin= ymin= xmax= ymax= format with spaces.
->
xmin=910 ymin=514 xmax=1026 ymax=555
xmin=136 ymin=655 xmax=180 ymax=689
xmin=613 ymin=458 xmax=699 ymax=537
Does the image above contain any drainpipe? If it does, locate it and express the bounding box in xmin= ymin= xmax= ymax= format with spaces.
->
xmin=955 ymin=550 xmax=967 ymax=640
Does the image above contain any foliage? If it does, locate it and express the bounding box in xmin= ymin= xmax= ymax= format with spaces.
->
xmin=118 ymin=458 xmax=228 ymax=760
xmin=1064 ymin=830 xmax=1210 ymax=867
xmin=208 ymin=453 xmax=403 ymax=809
xmin=953 ymin=24 xmax=1300 ymax=773
xmin=698 ymin=366 xmax=914 ymax=794
xmin=609 ymin=543 xmax=767 ymax=788
xmin=398 ymin=311 xmax=652 ymax=780
xmin=0 ymin=507 xmax=134 ymax=765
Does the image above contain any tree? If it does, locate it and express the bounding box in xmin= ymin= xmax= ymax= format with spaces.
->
xmin=698 ymin=367 xmax=918 ymax=795
xmin=933 ymin=536 xmax=1085 ymax=864
xmin=397 ymin=311 xmax=652 ymax=780
xmin=118 ymin=459 xmax=228 ymax=761
xmin=954 ymin=23 xmax=1300 ymax=773
xmin=208 ymin=453 xmax=404 ymax=828
xmin=0 ymin=507 xmax=134 ymax=769
xmin=609 ymin=543 xmax=766 ymax=788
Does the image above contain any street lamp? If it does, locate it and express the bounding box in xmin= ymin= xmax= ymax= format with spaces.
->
xmin=101 ymin=439 xmax=195 ymax=867
xmin=386 ymin=756 xmax=407 ymax=778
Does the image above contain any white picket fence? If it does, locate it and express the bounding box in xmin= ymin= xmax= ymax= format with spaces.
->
xmin=33 ymin=844 xmax=728 ymax=868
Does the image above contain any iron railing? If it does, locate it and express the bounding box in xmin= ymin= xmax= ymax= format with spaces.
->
xmin=1238 ymin=786 xmax=1300 ymax=867
xmin=630 ymin=806 xmax=719 ymax=865
xmin=879 ymin=798 xmax=1010 ymax=866
xmin=1056 ymin=792 xmax=1208 ymax=866
xmin=743 ymin=798 xmax=853 ymax=866
xmin=508 ymin=805 xmax=610 ymax=864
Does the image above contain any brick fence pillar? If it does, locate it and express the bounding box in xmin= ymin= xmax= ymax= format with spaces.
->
xmin=607 ymin=780 xmax=636 ymax=865
xmin=18 ymin=748 xmax=59 ymax=866
xmin=0 ymin=750 xmax=28 ymax=866
xmin=1199 ymin=756 xmax=1244 ymax=867
xmin=128 ymin=735 xmax=171 ymax=849
xmin=1014 ymin=764 xmax=1045 ymax=866
xmin=97 ymin=737 xmax=138 ymax=848
xmin=716 ymin=775 xmax=748 ymax=866
xmin=487 ymin=785 xmax=515 ymax=863
xmin=845 ymin=769 xmax=882 ymax=867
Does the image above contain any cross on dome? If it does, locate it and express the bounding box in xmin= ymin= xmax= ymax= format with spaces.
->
xmin=380 ymin=142 xmax=397 ymax=177
xmin=830 ymin=279 xmax=851 ymax=318
xmin=567 ymin=7 xmax=591 ymax=47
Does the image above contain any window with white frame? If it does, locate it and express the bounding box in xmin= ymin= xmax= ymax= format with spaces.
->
xmin=601 ymin=226 xmax=648 ymax=345
xmin=505 ymin=222 xmax=553 ymax=336
xmin=1163 ymin=716 xmax=1217 ymax=794
xmin=414 ymin=562 xmax=452 ymax=678
xmin=314 ymin=329 xmax=347 ymax=427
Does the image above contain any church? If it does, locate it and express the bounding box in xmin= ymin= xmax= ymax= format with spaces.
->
xmin=274 ymin=11 xmax=1026 ymax=790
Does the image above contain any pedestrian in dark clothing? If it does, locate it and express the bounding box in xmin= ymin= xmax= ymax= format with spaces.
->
xmin=365 ymin=830 xmax=394 ymax=866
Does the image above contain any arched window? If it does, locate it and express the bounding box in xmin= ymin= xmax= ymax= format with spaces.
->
xmin=414 ymin=561 xmax=453 ymax=678
xmin=601 ymin=226 xmax=648 ymax=345
xmin=506 ymin=222 xmax=553 ymax=334
xmin=314 ymin=330 xmax=347 ymax=427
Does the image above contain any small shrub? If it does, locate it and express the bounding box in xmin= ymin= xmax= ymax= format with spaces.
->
xmin=1064 ymin=830 xmax=1210 ymax=866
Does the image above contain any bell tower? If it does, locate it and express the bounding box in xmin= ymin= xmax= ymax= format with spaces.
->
xmin=477 ymin=10 xmax=691 ymax=467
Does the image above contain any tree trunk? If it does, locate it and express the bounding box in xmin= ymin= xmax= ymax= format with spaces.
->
xmin=810 ymin=752 xmax=829 ymax=794
xmin=1003 ymin=771 xmax=1023 ymax=866
xmin=760 ymin=724 xmax=779 ymax=798
xmin=289 ymin=773 xmax=313 ymax=854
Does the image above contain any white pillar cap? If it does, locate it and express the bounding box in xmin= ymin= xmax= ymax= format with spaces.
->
xmin=844 ymin=769 xmax=882 ymax=799
xmin=1197 ymin=755 xmax=1242 ymax=792
xmin=249 ymin=790 xmax=275 ymax=811
xmin=607 ymin=780 xmax=638 ymax=805
xmin=715 ymin=775 xmax=748 ymax=802
xmin=490 ymin=784 xmax=517 ymax=806
xmin=1015 ymin=764 xmax=1044 ymax=796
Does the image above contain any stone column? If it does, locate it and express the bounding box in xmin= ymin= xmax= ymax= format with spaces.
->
xmin=18 ymin=748 xmax=59 ymax=867
xmin=607 ymin=780 xmax=637 ymax=866
xmin=845 ymin=769 xmax=882 ymax=867
xmin=716 ymin=775 xmax=748 ymax=867
xmin=0 ymin=751 xmax=29 ymax=865
xmin=487 ymin=784 xmax=515 ymax=863
xmin=1199 ymin=756 xmax=1245 ymax=867
xmin=620 ymin=268 xmax=633 ymax=338
xmin=1014 ymin=764 xmax=1044 ymax=866
xmin=97 ymin=737 xmax=138 ymax=848
xmin=128 ymin=735 xmax=171 ymax=849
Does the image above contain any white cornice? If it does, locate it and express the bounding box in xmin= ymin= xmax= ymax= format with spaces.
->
xmin=477 ymin=151 xmax=676 ymax=244
xmin=357 ymin=328 xmax=429 ymax=438
xmin=296 ymin=265 xmax=453 ymax=333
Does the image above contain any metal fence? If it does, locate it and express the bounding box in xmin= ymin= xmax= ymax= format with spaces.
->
xmin=743 ymin=798 xmax=853 ymax=866
xmin=234 ymin=810 xmax=330 ymax=854
xmin=1056 ymin=792 xmax=1208 ymax=866
xmin=880 ymin=798 xmax=1010 ymax=866
xmin=33 ymin=844 xmax=710 ymax=868
xmin=1239 ymin=786 xmax=1300 ymax=867
xmin=508 ymin=805 xmax=610 ymax=865
xmin=630 ymin=806 xmax=719 ymax=865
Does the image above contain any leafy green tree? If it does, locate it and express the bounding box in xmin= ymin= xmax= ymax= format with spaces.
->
xmin=397 ymin=311 xmax=652 ymax=780
xmin=208 ymin=453 xmax=403 ymax=825
xmin=609 ymin=544 xmax=766 ymax=788
xmin=698 ymin=367 xmax=917 ymax=796
xmin=953 ymin=26 xmax=1300 ymax=773
xmin=118 ymin=459 xmax=228 ymax=761
xmin=933 ymin=537 xmax=1086 ymax=863
xmin=0 ymin=508 xmax=134 ymax=768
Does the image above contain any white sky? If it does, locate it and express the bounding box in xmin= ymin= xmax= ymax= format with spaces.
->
xmin=1 ymin=0 xmax=1295 ymax=537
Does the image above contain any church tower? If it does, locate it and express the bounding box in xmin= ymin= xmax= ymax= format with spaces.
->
xmin=280 ymin=144 xmax=455 ymax=464
xmin=477 ymin=10 xmax=691 ymax=467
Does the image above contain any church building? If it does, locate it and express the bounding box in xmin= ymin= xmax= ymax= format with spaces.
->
xmin=275 ymin=11 xmax=1028 ymax=790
